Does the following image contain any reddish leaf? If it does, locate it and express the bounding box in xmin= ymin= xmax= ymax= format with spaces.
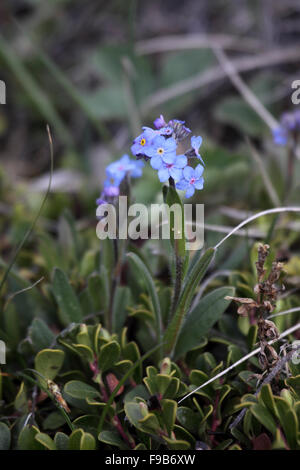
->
xmin=252 ymin=433 xmax=272 ymax=450
xmin=106 ymin=373 xmax=124 ymax=396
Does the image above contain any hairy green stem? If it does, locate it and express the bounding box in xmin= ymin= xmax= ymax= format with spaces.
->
xmin=164 ymin=248 xmax=215 ymax=356
xmin=169 ymin=250 xmax=183 ymax=321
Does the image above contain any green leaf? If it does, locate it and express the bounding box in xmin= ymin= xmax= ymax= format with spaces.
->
xmin=84 ymin=86 xmax=127 ymax=119
xmin=228 ymin=443 xmax=242 ymax=450
xmin=134 ymin=443 xmax=147 ymax=450
xmin=127 ymin=252 xmax=162 ymax=341
xmin=258 ymin=384 xmax=277 ymax=417
xmin=18 ymin=426 xmax=44 ymax=450
xmin=215 ymin=96 xmax=268 ymax=137
xmin=94 ymin=44 xmax=154 ymax=102
xmin=68 ymin=428 xmax=96 ymax=450
xmin=98 ymin=430 xmax=129 ymax=450
xmin=112 ymin=286 xmax=131 ymax=333
xmin=162 ymin=436 xmax=190 ymax=450
xmin=68 ymin=429 xmax=84 ymax=450
xmin=285 ymin=374 xmax=300 ymax=396
xmin=35 ymin=432 xmax=57 ymax=450
xmin=174 ymin=286 xmax=234 ymax=358
xmin=124 ymin=384 xmax=150 ymax=403
xmin=274 ymin=396 xmax=298 ymax=449
xmin=80 ymin=432 xmax=96 ymax=450
xmin=52 ymin=267 xmax=83 ymax=326
xmin=162 ymin=399 xmax=177 ymax=436
xmin=0 ymin=423 xmax=11 ymax=450
xmin=28 ymin=318 xmax=55 ymax=352
xmin=76 ymin=324 xmax=92 ymax=348
xmin=43 ymin=411 xmax=66 ymax=430
xmin=250 ymin=403 xmax=277 ymax=435
xmin=97 ymin=342 xmax=164 ymax=435
xmin=88 ymin=273 xmax=109 ymax=312
xmin=94 ymin=44 xmax=133 ymax=83
xmin=143 ymin=374 xmax=179 ymax=399
xmin=176 ymin=407 xmax=199 ymax=433
xmin=39 ymin=233 xmax=65 ymax=272
xmin=124 ymin=400 xmax=161 ymax=435
xmin=101 ymin=238 xmax=115 ymax=282
xmin=98 ymin=341 xmax=120 ymax=372
xmin=72 ymin=344 xmax=94 ymax=363
xmin=14 ymin=381 xmax=28 ymax=414
xmin=54 ymin=432 xmax=69 ymax=450
xmin=72 ymin=415 xmax=100 ymax=436
xmin=124 ymin=401 xmax=145 ymax=430
xmin=122 ymin=341 xmax=142 ymax=383
xmin=163 ymin=248 xmax=215 ymax=355
xmin=139 ymin=413 xmax=161 ymax=434
xmin=173 ymin=424 xmax=196 ymax=447
xmin=64 ymin=380 xmax=100 ymax=400
xmin=34 ymin=349 xmax=65 ymax=381
xmin=160 ymin=50 xmax=215 ymax=87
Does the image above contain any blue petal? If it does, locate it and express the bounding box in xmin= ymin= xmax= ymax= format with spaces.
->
xmin=185 ymin=185 xmax=195 ymax=198
xmin=176 ymin=179 xmax=189 ymax=191
xmin=162 ymin=152 xmax=176 ymax=164
xmin=133 ymin=132 xmax=143 ymax=143
xmin=183 ymin=166 xmax=194 ymax=180
xmin=169 ymin=167 xmax=183 ymax=181
xmin=120 ymin=154 xmax=130 ymax=164
xmin=195 ymin=164 xmax=204 ymax=178
xmin=159 ymin=126 xmax=173 ymax=136
xmin=272 ymin=128 xmax=287 ymax=146
xmin=142 ymin=127 xmax=157 ymax=140
xmin=152 ymin=135 xmax=166 ymax=148
xmin=130 ymin=162 xmax=144 ymax=178
xmin=191 ymin=135 xmax=202 ymax=151
xmin=144 ymin=145 xmax=156 ymax=157
xmin=174 ymin=154 xmax=187 ymax=168
xmin=131 ymin=143 xmax=141 ymax=155
xmin=164 ymin=137 xmax=177 ymax=152
xmin=194 ymin=177 xmax=204 ymax=190
xmin=150 ymin=156 xmax=163 ymax=170
xmin=153 ymin=115 xmax=166 ymax=129
xmin=158 ymin=167 xmax=169 ymax=182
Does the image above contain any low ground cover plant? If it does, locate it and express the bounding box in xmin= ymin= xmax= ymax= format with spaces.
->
xmin=0 ymin=110 xmax=300 ymax=451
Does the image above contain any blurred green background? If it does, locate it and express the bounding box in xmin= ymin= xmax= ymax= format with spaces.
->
xmin=0 ymin=0 xmax=299 ymax=254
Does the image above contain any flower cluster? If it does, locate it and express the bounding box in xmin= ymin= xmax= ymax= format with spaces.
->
xmin=131 ymin=115 xmax=205 ymax=198
xmin=96 ymin=154 xmax=144 ymax=206
xmin=273 ymin=109 xmax=300 ymax=146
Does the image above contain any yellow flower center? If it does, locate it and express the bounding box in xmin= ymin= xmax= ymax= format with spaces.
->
xmin=140 ymin=138 xmax=146 ymax=146
xmin=157 ymin=147 xmax=164 ymax=154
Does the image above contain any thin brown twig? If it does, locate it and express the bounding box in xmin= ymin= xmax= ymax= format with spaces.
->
xmin=135 ymin=34 xmax=262 ymax=55
xmin=141 ymin=46 xmax=300 ymax=113
xmin=3 ymin=277 xmax=44 ymax=312
xmin=213 ymin=47 xmax=278 ymax=130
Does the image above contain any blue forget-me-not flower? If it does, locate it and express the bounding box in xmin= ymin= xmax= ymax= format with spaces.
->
xmin=176 ymin=164 xmax=204 ymax=198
